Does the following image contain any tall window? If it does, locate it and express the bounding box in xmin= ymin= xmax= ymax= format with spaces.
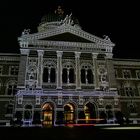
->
xmin=136 ymin=70 xmax=140 ymax=79
xmin=10 ymin=66 xmax=19 ymax=75
xmin=125 ymin=87 xmax=134 ymax=96
xmin=118 ymin=88 xmax=125 ymax=96
xmin=7 ymin=81 xmax=17 ymax=95
xmin=81 ymin=64 xmax=94 ymax=84
xmin=43 ymin=68 xmax=48 ymax=82
xmin=69 ymin=69 xmax=75 ymax=83
xmin=62 ymin=63 xmax=75 ymax=84
xmin=50 ymin=68 xmax=56 ymax=83
xmin=62 ymin=68 xmax=67 ymax=83
xmin=43 ymin=63 xmax=56 ymax=83
xmin=0 ymin=66 xmax=3 ymax=75
xmin=129 ymin=104 xmax=137 ymax=114
xmin=81 ymin=69 xmax=86 ymax=83
xmin=123 ymin=70 xmax=131 ymax=79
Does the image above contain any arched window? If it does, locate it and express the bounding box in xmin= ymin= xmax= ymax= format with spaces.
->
xmin=62 ymin=63 xmax=75 ymax=84
xmin=87 ymin=69 xmax=93 ymax=84
xmin=43 ymin=67 xmax=48 ymax=82
xmin=81 ymin=64 xmax=94 ymax=84
xmin=129 ymin=104 xmax=137 ymax=114
xmin=62 ymin=68 xmax=67 ymax=83
xmin=43 ymin=62 xmax=56 ymax=83
xmin=69 ymin=69 xmax=74 ymax=83
xmin=81 ymin=69 xmax=86 ymax=83
xmin=50 ymin=68 xmax=56 ymax=83
xmin=6 ymin=80 xmax=17 ymax=95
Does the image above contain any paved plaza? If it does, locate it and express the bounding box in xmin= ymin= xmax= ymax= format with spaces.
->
xmin=1 ymin=125 xmax=140 ymax=139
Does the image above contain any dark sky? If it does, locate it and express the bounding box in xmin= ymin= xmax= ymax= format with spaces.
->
xmin=0 ymin=0 xmax=139 ymax=59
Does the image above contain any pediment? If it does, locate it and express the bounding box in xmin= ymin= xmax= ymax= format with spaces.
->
xmin=39 ymin=32 xmax=93 ymax=43
xmin=19 ymin=25 xmax=115 ymax=46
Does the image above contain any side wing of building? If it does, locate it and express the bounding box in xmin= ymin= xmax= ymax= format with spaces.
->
xmin=0 ymin=53 xmax=20 ymax=125
xmin=113 ymin=59 xmax=140 ymax=123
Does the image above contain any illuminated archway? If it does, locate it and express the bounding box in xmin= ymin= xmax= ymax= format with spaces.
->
xmin=84 ymin=102 xmax=96 ymax=123
xmin=42 ymin=103 xmax=54 ymax=126
xmin=64 ymin=103 xmax=75 ymax=124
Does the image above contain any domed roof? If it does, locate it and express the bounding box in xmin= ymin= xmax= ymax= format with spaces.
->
xmin=38 ymin=6 xmax=81 ymax=32
xmin=41 ymin=5 xmax=66 ymax=23
xmin=41 ymin=12 xmax=65 ymax=23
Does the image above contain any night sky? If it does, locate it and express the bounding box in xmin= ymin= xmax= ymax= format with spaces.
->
xmin=0 ymin=0 xmax=139 ymax=59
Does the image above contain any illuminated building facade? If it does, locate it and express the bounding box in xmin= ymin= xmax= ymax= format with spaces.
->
xmin=0 ymin=6 xmax=140 ymax=126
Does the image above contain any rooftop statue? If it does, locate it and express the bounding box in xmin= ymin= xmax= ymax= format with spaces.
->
xmin=22 ymin=29 xmax=30 ymax=35
xmin=103 ymin=35 xmax=111 ymax=42
xmin=61 ymin=13 xmax=74 ymax=26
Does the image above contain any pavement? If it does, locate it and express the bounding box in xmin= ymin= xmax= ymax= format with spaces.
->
xmin=0 ymin=124 xmax=140 ymax=139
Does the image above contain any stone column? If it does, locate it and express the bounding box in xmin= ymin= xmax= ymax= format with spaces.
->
xmin=37 ymin=50 xmax=44 ymax=89
xmin=17 ymin=49 xmax=29 ymax=88
xmin=75 ymin=52 xmax=81 ymax=90
xmin=92 ymin=53 xmax=98 ymax=89
xmin=48 ymin=68 xmax=51 ymax=83
xmin=57 ymin=51 xmax=63 ymax=89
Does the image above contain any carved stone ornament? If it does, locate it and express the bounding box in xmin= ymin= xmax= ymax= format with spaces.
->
xmin=22 ymin=29 xmax=30 ymax=35
xmin=61 ymin=13 xmax=74 ymax=26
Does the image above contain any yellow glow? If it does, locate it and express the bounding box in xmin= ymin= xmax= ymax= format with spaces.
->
xmin=64 ymin=103 xmax=74 ymax=123
xmin=42 ymin=103 xmax=53 ymax=126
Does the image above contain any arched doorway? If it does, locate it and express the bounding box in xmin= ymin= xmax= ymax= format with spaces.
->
xmin=33 ymin=111 xmax=41 ymax=125
xmin=84 ymin=102 xmax=96 ymax=123
xmin=42 ymin=103 xmax=54 ymax=126
xmin=23 ymin=104 xmax=33 ymax=126
xmin=24 ymin=104 xmax=33 ymax=120
xmin=14 ymin=111 xmax=22 ymax=126
xmin=106 ymin=105 xmax=113 ymax=120
xmin=64 ymin=103 xmax=75 ymax=124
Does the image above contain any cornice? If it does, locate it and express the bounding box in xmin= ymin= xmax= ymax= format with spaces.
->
xmin=25 ymin=40 xmax=112 ymax=53
xmin=113 ymin=59 xmax=140 ymax=66
xmin=0 ymin=55 xmax=20 ymax=61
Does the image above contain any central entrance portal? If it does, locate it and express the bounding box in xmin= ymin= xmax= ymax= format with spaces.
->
xmin=42 ymin=103 xmax=54 ymax=126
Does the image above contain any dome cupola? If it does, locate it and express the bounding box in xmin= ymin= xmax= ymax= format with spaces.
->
xmin=38 ymin=6 xmax=81 ymax=32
